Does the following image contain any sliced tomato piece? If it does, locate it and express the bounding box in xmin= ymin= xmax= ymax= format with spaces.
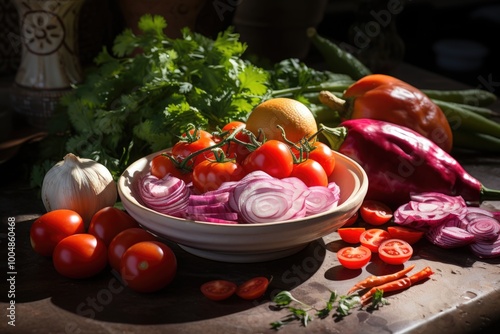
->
xmin=387 ymin=226 xmax=424 ymax=245
xmin=337 ymin=246 xmax=372 ymax=269
xmin=360 ymin=200 xmax=393 ymax=226
xmin=359 ymin=228 xmax=391 ymax=253
xmin=201 ymin=280 xmax=237 ymax=301
xmin=337 ymin=227 xmax=366 ymax=244
xmin=378 ymin=239 xmax=413 ymax=265
xmin=236 ymin=277 xmax=270 ymax=300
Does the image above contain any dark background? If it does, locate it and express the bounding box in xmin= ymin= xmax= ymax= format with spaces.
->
xmin=1 ymin=0 xmax=499 ymax=90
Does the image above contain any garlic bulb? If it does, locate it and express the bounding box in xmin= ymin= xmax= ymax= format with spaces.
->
xmin=41 ymin=153 xmax=117 ymax=226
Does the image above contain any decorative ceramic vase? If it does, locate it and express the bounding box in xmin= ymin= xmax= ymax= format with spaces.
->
xmin=10 ymin=0 xmax=85 ymax=129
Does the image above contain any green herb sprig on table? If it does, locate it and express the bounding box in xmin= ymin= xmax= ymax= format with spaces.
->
xmin=31 ymin=15 xmax=351 ymax=186
xmin=270 ymin=289 xmax=388 ymax=330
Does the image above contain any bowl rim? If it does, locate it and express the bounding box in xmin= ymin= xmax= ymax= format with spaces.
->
xmin=118 ymin=149 xmax=368 ymax=227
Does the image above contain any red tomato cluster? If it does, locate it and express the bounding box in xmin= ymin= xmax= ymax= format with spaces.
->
xmin=336 ymin=199 xmax=423 ymax=269
xmin=150 ymin=122 xmax=337 ymax=193
xmin=200 ymin=277 xmax=270 ymax=301
xmin=30 ymin=207 xmax=177 ymax=293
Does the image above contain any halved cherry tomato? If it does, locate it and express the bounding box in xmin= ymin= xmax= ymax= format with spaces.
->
xmin=192 ymin=159 xmax=246 ymax=193
xmin=341 ymin=211 xmax=359 ymax=227
xmin=337 ymin=227 xmax=366 ymax=244
xmin=359 ymin=200 xmax=393 ymax=226
xmin=359 ymin=228 xmax=391 ymax=253
xmin=108 ymin=228 xmax=158 ymax=271
xmin=308 ymin=142 xmax=336 ymax=176
xmin=53 ymin=233 xmax=108 ymax=279
xmin=242 ymin=140 xmax=293 ymax=178
xmin=88 ymin=207 xmax=140 ymax=246
xmin=290 ymin=159 xmax=328 ymax=187
xmin=150 ymin=153 xmax=192 ymax=183
xmin=236 ymin=277 xmax=270 ymax=300
xmin=387 ymin=226 xmax=424 ymax=245
xmin=378 ymin=239 xmax=413 ymax=265
xmin=200 ymin=280 xmax=237 ymax=301
xmin=120 ymin=241 xmax=177 ymax=293
xmin=337 ymin=246 xmax=372 ymax=269
xmin=30 ymin=209 xmax=85 ymax=257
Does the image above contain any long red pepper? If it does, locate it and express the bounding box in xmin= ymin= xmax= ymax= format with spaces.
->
xmin=321 ymin=119 xmax=500 ymax=208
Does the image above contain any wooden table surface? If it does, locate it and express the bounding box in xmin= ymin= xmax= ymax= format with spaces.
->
xmin=1 ymin=63 xmax=500 ymax=334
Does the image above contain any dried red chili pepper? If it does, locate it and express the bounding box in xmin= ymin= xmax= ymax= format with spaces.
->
xmin=320 ymin=119 xmax=500 ymax=208
xmin=319 ymin=74 xmax=453 ymax=153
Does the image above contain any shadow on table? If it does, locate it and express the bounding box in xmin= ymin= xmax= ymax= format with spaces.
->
xmin=2 ymin=218 xmax=327 ymax=325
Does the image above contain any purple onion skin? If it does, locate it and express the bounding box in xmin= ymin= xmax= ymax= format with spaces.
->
xmin=338 ymin=119 xmax=482 ymax=208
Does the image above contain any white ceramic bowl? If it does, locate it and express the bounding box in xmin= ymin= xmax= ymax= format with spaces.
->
xmin=118 ymin=150 xmax=368 ymax=263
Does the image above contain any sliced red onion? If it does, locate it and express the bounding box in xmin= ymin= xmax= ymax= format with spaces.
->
xmin=236 ymin=177 xmax=309 ymax=224
xmin=470 ymin=235 xmax=500 ymax=258
xmin=466 ymin=215 xmax=500 ymax=242
xmin=394 ymin=192 xmax=468 ymax=228
xmin=426 ymin=225 xmax=475 ymax=249
xmin=139 ymin=174 xmax=191 ymax=217
xmin=306 ymin=183 xmax=340 ymax=215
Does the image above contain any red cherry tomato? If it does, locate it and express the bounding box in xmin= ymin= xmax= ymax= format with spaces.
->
xmin=120 ymin=241 xmax=177 ymax=293
xmin=192 ymin=159 xmax=246 ymax=193
xmin=309 ymin=142 xmax=336 ymax=176
xmin=337 ymin=227 xmax=366 ymax=244
xmin=359 ymin=200 xmax=393 ymax=226
xmin=359 ymin=228 xmax=391 ymax=253
xmin=236 ymin=277 xmax=270 ymax=300
xmin=242 ymin=140 xmax=293 ymax=178
xmin=337 ymin=246 xmax=372 ymax=269
xmin=200 ymin=280 xmax=238 ymax=301
xmin=30 ymin=209 xmax=85 ymax=257
xmin=150 ymin=153 xmax=192 ymax=183
xmin=107 ymin=228 xmax=158 ymax=272
xmin=378 ymin=239 xmax=413 ymax=265
xmin=387 ymin=226 xmax=424 ymax=245
xmin=341 ymin=211 xmax=359 ymax=227
xmin=53 ymin=234 xmax=108 ymax=279
xmin=172 ymin=135 xmax=216 ymax=168
xmin=181 ymin=128 xmax=213 ymax=140
xmin=220 ymin=121 xmax=252 ymax=163
xmin=88 ymin=207 xmax=139 ymax=246
xmin=290 ymin=159 xmax=328 ymax=187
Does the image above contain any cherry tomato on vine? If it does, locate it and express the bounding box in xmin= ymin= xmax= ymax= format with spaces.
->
xmin=387 ymin=226 xmax=424 ymax=245
xmin=359 ymin=199 xmax=393 ymax=226
xmin=242 ymin=140 xmax=293 ymax=178
xmin=219 ymin=121 xmax=252 ymax=163
xmin=181 ymin=128 xmax=213 ymax=140
xmin=150 ymin=153 xmax=192 ymax=183
xmin=172 ymin=135 xmax=216 ymax=168
xmin=359 ymin=228 xmax=391 ymax=253
xmin=108 ymin=228 xmax=158 ymax=272
xmin=236 ymin=277 xmax=270 ymax=300
xmin=200 ymin=280 xmax=237 ymax=301
xmin=192 ymin=159 xmax=246 ymax=193
xmin=337 ymin=246 xmax=372 ymax=269
xmin=290 ymin=159 xmax=328 ymax=187
xmin=88 ymin=207 xmax=139 ymax=246
xmin=337 ymin=227 xmax=366 ymax=244
xmin=30 ymin=209 xmax=85 ymax=257
xmin=120 ymin=241 xmax=177 ymax=293
xmin=309 ymin=142 xmax=336 ymax=176
xmin=378 ymin=239 xmax=413 ymax=265
xmin=53 ymin=233 xmax=108 ymax=279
